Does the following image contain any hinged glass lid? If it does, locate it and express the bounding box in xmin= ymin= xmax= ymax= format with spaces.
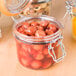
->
xmin=0 ymin=0 xmax=31 ymax=16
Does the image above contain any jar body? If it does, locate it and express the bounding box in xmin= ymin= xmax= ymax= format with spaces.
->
xmin=16 ymin=39 xmax=59 ymax=69
xmin=21 ymin=0 xmax=52 ymax=16
xmin=13 ymin=16 xmax=66 ymax=70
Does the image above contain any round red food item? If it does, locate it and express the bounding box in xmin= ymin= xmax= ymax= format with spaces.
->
xmin=40 ymin=20 xmax=49 ymax=28
xmin=25 ymin=26 xmax=36 ymax=35
xmin=31 ymin=60 xmax=42 ymax=69
xmin=17 ymin=26 xmax=25 ymax=34
xmin=37 ymin=26 xmax=44 ymax=30
xmin=31 ymin=21 xmax=39 ymax=26
xmin=48 ymin=23 xmax=57 ymax=32
xmin=32 ymin=45 xmax=44 ymax=51
xmin=28 ymin=48 xmax=37 ymax=56
xmin=20 ymin=57 xmax=31 ymax=67
xmin=35 ymin=30 xmax=46 ymax=37
xmin=43 ymin=48 xmax=48 ymax=55
xmin=17 ymin=43 xmax=23 ymax=58
xmin=21 ymin=44 xmax=28 ymax=52
xmin=45 ymin=29 xmax=54 ymax=35
xmin=52 ymin=41 xmax=58 ymax=47
xmin=22 ymin=51 xmax=30 ymax=58
xmin=34 ymin=53 xmax=44 ymax=60
xmin=47 ymin=54 xmax=52 ymax=58
xmin=18 ymin=48 xmax=30 ymax=60
xmin=42 ymin=59 xmax=52 ymax=68
xmin=22 ymin=22 xmax=30 ymax=29
xmin=46 ymin=49 xmax=53 ymax=58
xmin=17 ymin=50 xmax=22 ymax=59
xmin=21 ymin=44 xmax=32 ymax=58
xmin=21 ymin=44 xmax=32 ymax=53
xmin=16 ymin=42 xmax=21 ymax=51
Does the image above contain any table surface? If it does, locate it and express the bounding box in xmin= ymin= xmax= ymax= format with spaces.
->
xmin=0 ymin=0 xmax=76 ymax=76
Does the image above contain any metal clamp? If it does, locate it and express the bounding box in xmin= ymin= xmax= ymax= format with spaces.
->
xmin=48 ymin=39 xmax=66 ymax=63
xmin=63 ymin=1 xmax=72 ymax=19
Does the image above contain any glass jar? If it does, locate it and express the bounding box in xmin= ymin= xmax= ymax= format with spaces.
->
xmin=0 ymin=0 xmax=52 ymax=16
xmin=13 ymin=16 xmax=66 ymax=70
xmin=65 ymin=0 xmax=76 ymax=39
xmin=11 ymin=0 xmax=52 ymax=21
xmin=21 ymin=0 xmax=52 ymax=16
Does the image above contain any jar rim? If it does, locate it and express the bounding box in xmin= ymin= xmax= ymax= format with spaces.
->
xmin=13 ymin=15 xmax=63 ymax=44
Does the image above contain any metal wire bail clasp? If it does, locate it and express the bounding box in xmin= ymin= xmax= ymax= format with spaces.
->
xmin=48 ymin=36 xmax=66 ymax=63
xmin=63 ymin=0 xmax=72 ymax=19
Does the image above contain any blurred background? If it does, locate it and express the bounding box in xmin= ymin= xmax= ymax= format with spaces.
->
xmin=0 ymin=0 xmax=76 ymax=76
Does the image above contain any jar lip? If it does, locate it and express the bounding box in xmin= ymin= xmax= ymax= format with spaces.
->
xmin=13 ymin=28 xmax=61 ymax=44
xmin=14 ymin=15 xmax=64 ymax=28
xmin=13 ymin=15 xmax=63 ymax=43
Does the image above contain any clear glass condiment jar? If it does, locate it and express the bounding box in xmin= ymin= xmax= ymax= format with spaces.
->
xmin=65 ymin=0 xmax=76 ymax=39
xmin=13 ymin=15 xmax=66 ymax=70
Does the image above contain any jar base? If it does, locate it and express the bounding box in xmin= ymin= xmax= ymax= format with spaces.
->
xmin=18 ymin=60 xmax=54 ymax=70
